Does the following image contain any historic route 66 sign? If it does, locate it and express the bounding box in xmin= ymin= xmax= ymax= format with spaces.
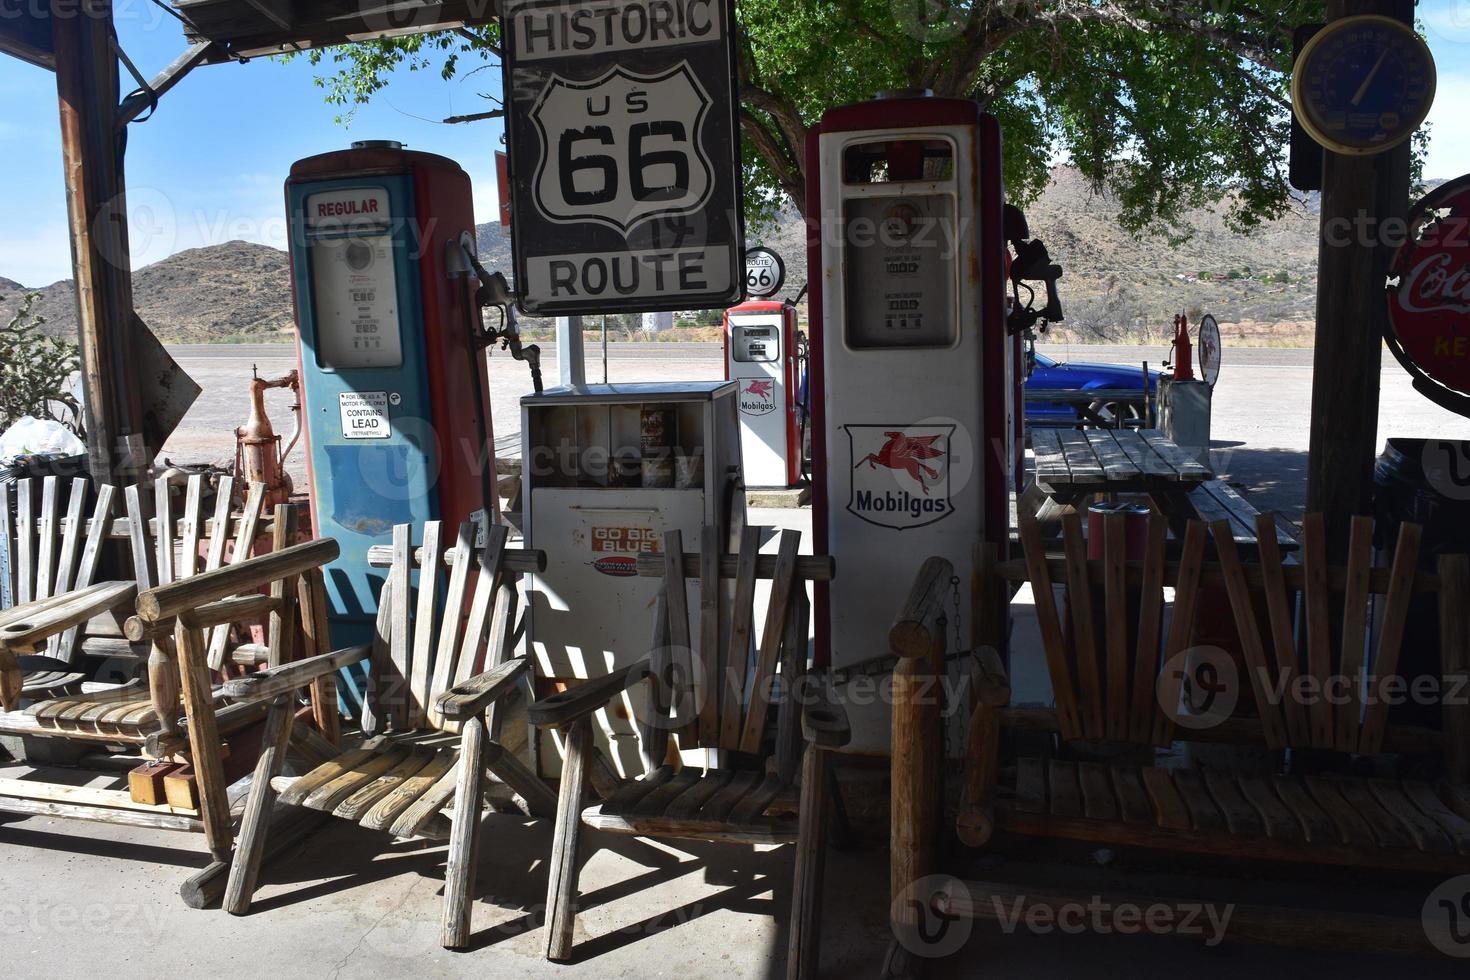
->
xmin=503 ymin=0 xmax=745 ymax=316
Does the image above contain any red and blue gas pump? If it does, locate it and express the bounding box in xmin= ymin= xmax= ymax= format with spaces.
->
xmin=285 ymin=141 xmax=503 ymax=675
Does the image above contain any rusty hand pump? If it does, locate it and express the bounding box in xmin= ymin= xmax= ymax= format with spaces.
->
xmin=234 ymin=368 xmax=300 ymax=508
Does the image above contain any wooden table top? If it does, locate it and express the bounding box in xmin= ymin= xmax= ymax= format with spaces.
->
xmin=1031 ymin=428 xmax=1212 ymax=493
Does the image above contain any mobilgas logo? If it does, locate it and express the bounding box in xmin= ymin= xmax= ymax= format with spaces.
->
xmin=845 ymin=423 xmax=955 ymax=530
xmin=738 ymin=378 xmax=776 ymax=416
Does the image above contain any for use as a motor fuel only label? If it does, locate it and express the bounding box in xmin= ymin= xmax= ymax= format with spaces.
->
xmin=339 ymin=391 xmax=392 ymax=439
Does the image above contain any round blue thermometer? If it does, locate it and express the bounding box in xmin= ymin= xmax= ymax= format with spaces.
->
xmin=1292 ymin=14 xmax=1436 ymax=155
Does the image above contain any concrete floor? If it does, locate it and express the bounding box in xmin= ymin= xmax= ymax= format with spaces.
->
xmin=4 ymin=786 xmax=1467 ymax=979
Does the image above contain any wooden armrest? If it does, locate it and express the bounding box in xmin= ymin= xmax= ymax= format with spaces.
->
xmin=527 ymin=656 xmax=654 ymax=729
xmin=137 ymin=538 xmax=339 ymax=622
xmin=220 ymin=645 xmax=370 ymax=702
xmin=436 ymin=657 xmax=529 ymax=721
xmin=0 ymin=580 xmax=138 ymax=654
xmin=889 ymin=556 xmax=954 ymax=659
xmin=801 ymin=684 xmax=851 ymax=749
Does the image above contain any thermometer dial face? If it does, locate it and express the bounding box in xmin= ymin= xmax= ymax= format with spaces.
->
xmin=1292 ymin=15 xmax=1436 ymax=155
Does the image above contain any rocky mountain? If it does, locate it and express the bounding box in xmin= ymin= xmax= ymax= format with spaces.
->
xmin=4 ymin=166 xmax=1423 ymax=346
xmin=1 ymin=241 xmax=296 ymax=344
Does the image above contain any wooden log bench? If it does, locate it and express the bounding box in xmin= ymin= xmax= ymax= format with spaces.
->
xmin=939 ymin=504 xmax=1470 ymax=955
xmin=0 ymin=473 xmax=290 ymax=707
xmin=0 ymin=475 xmax=336 ymax=866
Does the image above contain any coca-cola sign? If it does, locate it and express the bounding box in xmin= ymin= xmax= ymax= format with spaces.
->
xmin=1387 ymin=173 xmax=1470 ymax=408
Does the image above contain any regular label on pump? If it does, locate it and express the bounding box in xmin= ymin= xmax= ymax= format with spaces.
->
xmin=338 ymin=391 xmax=392 ymax=439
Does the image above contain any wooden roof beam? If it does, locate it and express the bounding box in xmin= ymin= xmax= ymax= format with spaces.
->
xmin=171 ymin=0 xmax=499 ymax=62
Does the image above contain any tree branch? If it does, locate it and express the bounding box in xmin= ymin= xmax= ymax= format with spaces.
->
xmin=741 ymin=109 xmax=805 ymax=210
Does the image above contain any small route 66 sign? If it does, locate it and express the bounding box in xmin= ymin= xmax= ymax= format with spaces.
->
xmin=743 ymin=246 xmax=785 ymax=298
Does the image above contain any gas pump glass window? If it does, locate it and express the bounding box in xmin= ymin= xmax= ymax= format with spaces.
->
xmin=841 ymin=137 xmax=957 ymax=350
xmin=733 ymin=323 xmax=778 ymax=363
xmin=308 ymin=232 xmax=404 ymax=370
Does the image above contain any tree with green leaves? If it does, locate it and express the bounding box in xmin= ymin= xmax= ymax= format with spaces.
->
xmin=294 ymin=0 xmax=1329 ymax=233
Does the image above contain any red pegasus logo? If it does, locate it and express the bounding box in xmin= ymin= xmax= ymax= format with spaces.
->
xmin=856 ymin=431 xmax=945 ymax=494
xmin=744 ymin=379 xmax=774 ymax=399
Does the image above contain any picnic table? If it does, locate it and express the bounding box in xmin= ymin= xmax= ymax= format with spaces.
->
xmin=1031 ymin=428 xmax=1209 ymax=501
xmin=1028 ymin=428 xmax=1295 ymax=552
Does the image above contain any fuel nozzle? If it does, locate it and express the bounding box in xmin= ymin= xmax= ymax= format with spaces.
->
xmin=1004 ymin=204 xmax=1064 ymax=335
xmin=453 ymin=236 xmax=543 ymax=393
xmin=1010 ymin=238 xmax=1064 ymax=324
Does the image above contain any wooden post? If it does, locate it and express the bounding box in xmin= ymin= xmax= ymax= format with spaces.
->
xmin=174 ymin=623 xmax=233 ymax=860
xmin=1439 ymin=555 xmax=1470 ymax=785
xmin=786 ymin=742 xmax=831 ymax=980
xmin=50 ymin=0 xmax=146 ymax=483
xmin=442 ymin=715 xmax=486 ymax=949
xmin=889 ymin=627 xmax=942 ymax=978
xmin=224 ymin=694 xmax=296 ymax=914
xmin=1305 ymin=0 xmax=1414 ymax=555
xmin=544 ymin=718 xmax=590 ymax=961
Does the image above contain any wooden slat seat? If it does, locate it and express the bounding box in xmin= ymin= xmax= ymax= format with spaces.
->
xmin=581 ymin=766 xmax=799 ymax=843
xmin=994 ymin=760 xmax=1470 ymax=870
xmin=270 ymin=738 xmax=458 ymax=840
xmin=19 ymin=669 xmax=86 ymax=696
xmin=22 ymin=684 xmax=227 ymax=740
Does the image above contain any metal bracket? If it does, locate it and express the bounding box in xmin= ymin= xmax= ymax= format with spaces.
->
xmin=116 ymin=41 xmax=216 ymax=129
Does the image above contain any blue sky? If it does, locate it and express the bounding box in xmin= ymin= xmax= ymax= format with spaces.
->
xmin=0 ymin=2 xmax=510 ymax=286
xmin=1 ymin=1 xmax=1468 ymax=287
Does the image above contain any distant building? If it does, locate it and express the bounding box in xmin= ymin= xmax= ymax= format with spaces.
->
xmin=641 ymin=311 xmax=674 ymax=333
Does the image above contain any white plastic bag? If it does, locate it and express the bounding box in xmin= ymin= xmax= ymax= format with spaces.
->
xmin=0 ymin=416 xmax=86 ymax=465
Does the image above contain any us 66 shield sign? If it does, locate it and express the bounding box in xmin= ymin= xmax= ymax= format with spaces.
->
xmin=503 ymin=0 xmax=745 ymax=316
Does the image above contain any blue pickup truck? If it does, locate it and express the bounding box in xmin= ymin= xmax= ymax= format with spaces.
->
xmin=1024 ymin=351 xmax=1159 ymax=428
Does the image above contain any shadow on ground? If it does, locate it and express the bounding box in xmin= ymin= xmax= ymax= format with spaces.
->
xmin=1208 ymin=445 xmax=1310 ymax=521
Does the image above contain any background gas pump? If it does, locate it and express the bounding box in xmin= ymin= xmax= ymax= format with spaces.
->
xmin=724 ymin=299 xmax=802 ymax=488
xmin=285 ymin=141 xmax=501 ymax=678
xmin=806 ymin=93 xmax=1013 ymax=752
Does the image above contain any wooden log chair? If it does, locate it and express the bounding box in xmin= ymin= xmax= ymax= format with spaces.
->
xmin=0 ymin=473 xmax=275 ymax=710
xmin=946 ymin=505 xmax=1470 ymax=950
xmin=0 ymin=508 xmax=334 ymax=862
xmin=528 ymin=525 xmax=849 ymax=979
xmin=220 ymin=519 xmax=554 ymax=950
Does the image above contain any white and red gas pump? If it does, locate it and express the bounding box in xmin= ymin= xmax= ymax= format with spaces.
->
xmin=806 ymin=94 xmax=1014 ymax=749
xmin=723 ymin=298 xmax=802 ymax=488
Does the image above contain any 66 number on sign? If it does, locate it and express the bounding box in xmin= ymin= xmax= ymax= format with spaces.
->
xmin=532 ymin=66 xmax=713 ymax=233
xmin=744 ymin=246 xmax=785 ymax=298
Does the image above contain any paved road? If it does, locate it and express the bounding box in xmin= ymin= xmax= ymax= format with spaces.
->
xmin=160 ymin=341 xmax=1470 ymax=519
xmin=167 ymin=341 xmax=727 ymax=361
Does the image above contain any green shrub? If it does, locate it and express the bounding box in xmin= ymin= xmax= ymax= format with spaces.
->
xmin=0 ymin=292 xmax=83 ymax=435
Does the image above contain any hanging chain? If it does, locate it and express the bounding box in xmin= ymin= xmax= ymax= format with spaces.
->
xmin=948 ymin=575 xmax=964 ymax=655
xmin=943 ymin=575 xmax=965 ymax=759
